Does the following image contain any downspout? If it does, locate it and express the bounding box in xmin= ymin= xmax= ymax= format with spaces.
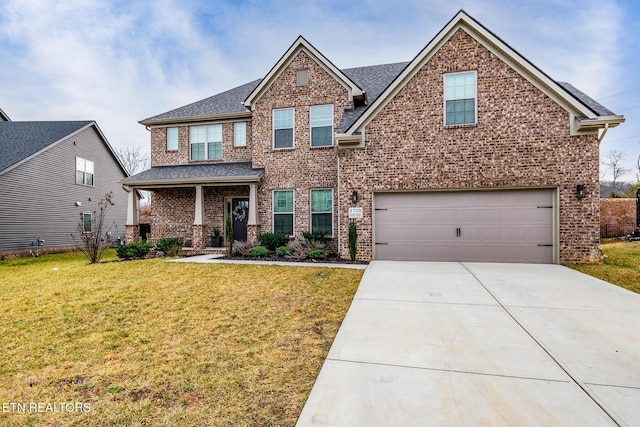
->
xmin=597 ymin=123 xmax=610 ymax=144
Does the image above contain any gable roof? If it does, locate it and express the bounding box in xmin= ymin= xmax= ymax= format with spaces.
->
xmin=344 ymin=10 xmax=624 ymax=135
xmin=0 ymin=121 xmax=93 ymax=174
xmin=140 ymin=79 xmax=261 ymax=126
xmin=0 ymin=108 xmax=10 ymax=122
xmin=243 ymin=36 xmax=365 ymax=110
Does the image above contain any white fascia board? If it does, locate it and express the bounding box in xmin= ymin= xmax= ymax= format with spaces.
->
xmin=243 ymin=36 xmax=363 ymax=110
xmin=120 ymin=174 xmax=263 ymax=189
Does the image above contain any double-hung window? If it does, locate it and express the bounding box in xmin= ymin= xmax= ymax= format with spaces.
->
xmin=273 ymin=108 xmax=294 ymax=149
xmin=444 ymin=71 xmax=476 ymax=125
xmin=310 ymin=189 xmax=333 ymax=235
xmin=167 ymin=127 xmax=179 ymax=150
xmin=234 ymin=122 xmax=247 ymax=147
xmin=190 ymin=124 xmax=222 ymax=160
xmin=310 ymin=104 xmax=333 ymax=147
xmin=76 ymin=157 xmax=94 ymax=186
xmin=273 ymin=190 xmax=294 ymax=235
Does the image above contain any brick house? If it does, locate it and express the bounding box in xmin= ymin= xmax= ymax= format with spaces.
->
xmin=122 ymin=10 xmax=624 ymax=264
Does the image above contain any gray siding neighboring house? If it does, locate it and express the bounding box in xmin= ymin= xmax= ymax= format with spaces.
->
xmin=0 ymin=120 xmax=129 ymax=256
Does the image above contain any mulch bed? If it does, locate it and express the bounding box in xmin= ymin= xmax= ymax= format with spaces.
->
xmin=219 ymin=254 xmax=369 ymax=265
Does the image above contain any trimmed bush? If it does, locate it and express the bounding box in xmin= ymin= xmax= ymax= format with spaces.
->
xmin=225 ymin=214 xmax=233 ymax=254
xmin=249 ymin=246 xmax=268 ymax=257
xmin=276 ymin=246 xmax=293 ymax=257
xmin=258 ymin=232 xmax=289 ymax=251
xmin=116 ymin=242 xmax=153 ymax=259
xmin=306 ymin=248 xmax=327 ymax=260
xmin=155 ymin=237 xmax=182 ymax=257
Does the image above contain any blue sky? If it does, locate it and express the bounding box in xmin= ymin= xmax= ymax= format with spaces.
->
xmin=1 ymin=0 xmax=638 ymax=180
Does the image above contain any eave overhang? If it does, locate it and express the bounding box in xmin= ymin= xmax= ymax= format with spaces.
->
xmin=139 ymin=111 xmax=253 ymax=127
xmin=121 ymin=173 xmax=263 ymax=190
xmin=574 ymin=115 xmax=625 ymax=131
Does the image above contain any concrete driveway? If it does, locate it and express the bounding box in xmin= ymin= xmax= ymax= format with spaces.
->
xmin=297 ymin=261 xmax=640 ymax=426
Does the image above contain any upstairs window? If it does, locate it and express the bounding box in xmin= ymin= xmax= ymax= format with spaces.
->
xmin=310 ymin=104 xmax=333 ymax=147
xmin=273 ymin=189 xmax=294 ymax=235
xmin=234 ymin=122 xmax=247 ymax=147
xmin=273 ymin=108 xmax=294 ymax=149
xmin=190 ymin=124 xmax=222 ymax=160
xmin=444 ymin=71 xmax=476 ymax=125
xmin=76 ymin=157 xmax=94 ymax=186
xmin=167 ymin=127 xmax=178 ymax=151
xmin=311 ymin=189 xmax=333 ymax=235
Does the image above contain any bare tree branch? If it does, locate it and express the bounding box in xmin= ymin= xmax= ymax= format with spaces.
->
xmin=114 ymin=143 xmax=149 ymax=176
xmin=602 ymin=150 xmax=631 ymax=194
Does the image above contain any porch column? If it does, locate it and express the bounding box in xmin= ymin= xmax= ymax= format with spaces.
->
xmin=247 ymin=183 xmax=260 ymax=242
xmin=193 ymin=185 xmax=205 ymax=251
xmin=248 ymin=183 xmax=258 ymax=225
xmin=125 ymin=187 xmax=139 ymax=243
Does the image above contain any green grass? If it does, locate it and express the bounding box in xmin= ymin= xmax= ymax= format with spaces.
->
xmin=569 ymin=240 xmax=640 ymax=294
xmin=0 ymin=250 xmax=363 ymax=426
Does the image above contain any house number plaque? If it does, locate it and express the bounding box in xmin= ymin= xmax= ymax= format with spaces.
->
xmin=348 ymin=207 xmax=363 ymax=219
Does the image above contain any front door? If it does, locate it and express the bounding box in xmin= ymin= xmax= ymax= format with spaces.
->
xmin=231 ymin=198 xmax=249 ymax=242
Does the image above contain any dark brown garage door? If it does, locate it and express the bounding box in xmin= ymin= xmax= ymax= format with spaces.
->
xmin=374 ymin=189 xmax=555 ymax=263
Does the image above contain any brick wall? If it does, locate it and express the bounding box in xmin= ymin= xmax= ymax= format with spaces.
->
xmin=600 ymin=198 xmax=636 ymax=225
xmin=150 ymin=121 xmax=252 ymax=166
xmin=251 ymin=50 xmax=353 ymax=242
xmin=338 ymin=29 xmax=601 ymax=263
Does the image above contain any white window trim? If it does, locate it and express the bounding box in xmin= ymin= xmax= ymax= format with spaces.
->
xmin=310 ymin=104 xmax=334 ymax=148
xmin=75 ymin=157 xmax=94 ymax=187
xmin=166 ymin=127 xmax=179 ymax=151
xmin=310 ymin=188 xmax=334 ymax=237
xmin=82 ymin=212 xmax=92 ymax=233
xmin=272 ymin=189 xmax=295 ymax=236
xmin=190 ymin=124 xmax=223 ymax=160
xmin=272 ymin=108 xmax=295 ymax=150
xmin=233 ymin=122 xmax=247 ymax=147
xmin=443 ymin=70 xmax=477 ymax=126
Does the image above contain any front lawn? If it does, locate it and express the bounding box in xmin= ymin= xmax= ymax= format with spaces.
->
xmin=569 ymin=239 xmax=640 ymax=294
xmin=0 ymin=251 xmax=363 ymax=426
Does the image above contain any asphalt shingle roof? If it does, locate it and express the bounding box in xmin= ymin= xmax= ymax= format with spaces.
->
xmin=122 ymin=162 xmax=264 ymax=183
xmin=0 ymin=121 xmax=92 ymax=173
xmin=556 ymin=82 xmax=616 ymax=117
xmin=141 ymin=80 xmax=262 ymax=123
xmin=140 ymin=63 xmax=617 ymax=132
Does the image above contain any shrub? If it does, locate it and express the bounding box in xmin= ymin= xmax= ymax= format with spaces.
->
xmin=348 ymin=221 xmax=357 ymax=261
xmin=302 ymin=231 xmax=332 ymax=246
xmin=232 ymin=240 xmax=259 ymax=256
xmin=276 ymin=246 xmax=293 ymax=257
xmin=249 ymin=246 xmax=268 ymax=257
xmin=155 ymin=237 xmax=182 ymax=257
xmin=306 ymin=248 xmax=327 ymax=260
xmin=286 ymin=240 xmax=308 ymax=260
xmin=116 ymin=242 xmax=153 ymax=259
xmin=258 ymin=232 xmax=289 ymax=251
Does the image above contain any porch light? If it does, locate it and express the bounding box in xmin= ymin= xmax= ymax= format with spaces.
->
xmin=352 ymin=191 xmax=358 ymax=204
xmin=576 ymin=184 xmax=586 ymax=199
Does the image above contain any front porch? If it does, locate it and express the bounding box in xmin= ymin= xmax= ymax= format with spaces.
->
xmin=121 ymin=162 xmax=264 ymax=254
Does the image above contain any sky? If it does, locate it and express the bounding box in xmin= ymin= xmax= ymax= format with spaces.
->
xmin=1 ymin=0 xmax=639 ymax=181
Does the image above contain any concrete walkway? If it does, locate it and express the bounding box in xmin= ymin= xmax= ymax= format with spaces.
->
xmin=297 ymin=261 xmax=640 ymax=426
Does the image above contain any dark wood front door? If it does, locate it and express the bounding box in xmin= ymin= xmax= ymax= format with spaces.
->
xmin=232 ymin=198 xmax=249 ymax=242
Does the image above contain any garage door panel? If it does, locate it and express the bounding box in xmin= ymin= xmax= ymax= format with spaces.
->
xmin=374 ymin=190 xmax=554 ymax=263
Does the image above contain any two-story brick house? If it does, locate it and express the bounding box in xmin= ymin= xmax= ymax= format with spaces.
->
xmin=122 ymin=10 xmax=624 ymax=264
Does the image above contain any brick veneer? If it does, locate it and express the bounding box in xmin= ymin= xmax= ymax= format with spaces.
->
xmin=142 ymin=29 xmax=605 ymax=263
xmin=338 ymin=29 xmax=601 ymax=263
xmin=251 ymin=50 xmax=352 ymax=243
